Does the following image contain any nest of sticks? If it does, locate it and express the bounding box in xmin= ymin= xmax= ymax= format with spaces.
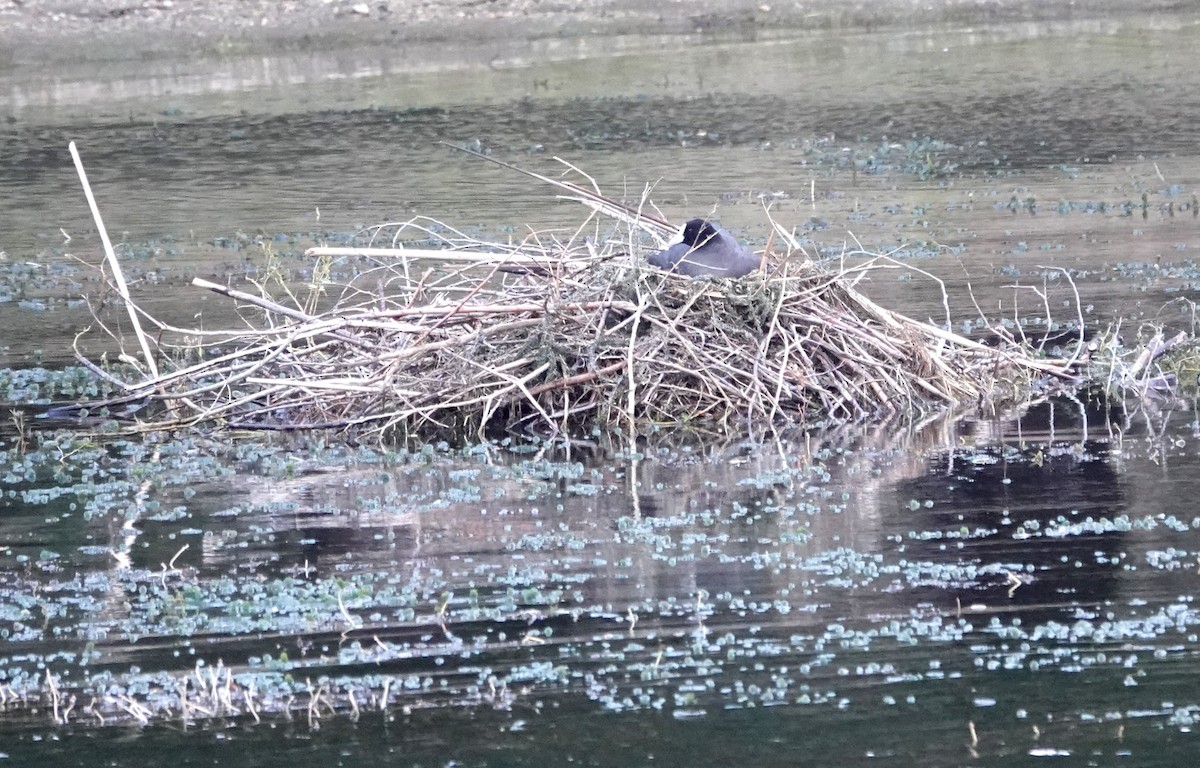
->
xmin=81 ymin=224 xmax=1080 ymax=440
xmin=66 ymin=147 xmax=1082 ymax=440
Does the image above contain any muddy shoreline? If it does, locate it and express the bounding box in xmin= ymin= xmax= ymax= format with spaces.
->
xmin=1 ymin=0 xmax=1188 ymax=66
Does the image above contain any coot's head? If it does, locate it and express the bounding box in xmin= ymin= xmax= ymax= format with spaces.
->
xmin=681 ymin=218 xmax=720 ymax=247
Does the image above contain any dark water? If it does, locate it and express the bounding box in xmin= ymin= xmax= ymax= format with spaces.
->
xmin=4 ymin=8 xmax=1200 ymax=766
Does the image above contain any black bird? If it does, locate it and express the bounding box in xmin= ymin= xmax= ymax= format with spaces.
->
xmin=647 ymin=218 xmax=759 ymax=278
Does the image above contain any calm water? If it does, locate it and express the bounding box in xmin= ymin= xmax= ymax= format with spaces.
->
xmin=3 ymin=8 xmax=1200 ymax=766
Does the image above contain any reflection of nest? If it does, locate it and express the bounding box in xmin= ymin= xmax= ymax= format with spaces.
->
xmin=82 ymin=212 xmax=1078 ymax=440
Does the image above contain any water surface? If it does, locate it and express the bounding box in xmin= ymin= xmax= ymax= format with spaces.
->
xmin=3 ymin=8 xmax=1200 ymax=766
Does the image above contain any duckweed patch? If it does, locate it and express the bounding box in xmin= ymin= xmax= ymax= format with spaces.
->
xmin=0 ymin=366 xmax=115 ymax=405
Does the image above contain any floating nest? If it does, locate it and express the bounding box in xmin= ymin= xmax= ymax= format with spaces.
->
xmin=57 ymin=146 xmax=1087 ymax=439
xmin=77 ymin=212 xmax=1081 ymax=440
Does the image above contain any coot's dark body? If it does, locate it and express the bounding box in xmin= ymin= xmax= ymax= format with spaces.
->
xmin=647 ymin=219 xmax=759 ymax=278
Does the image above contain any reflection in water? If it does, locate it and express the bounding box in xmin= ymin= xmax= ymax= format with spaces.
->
xmin=891 ymin=396 xmax=1128 ymax=623
xmin=5 ymin=390 xmax=1200 ymax=763
xmin=4 ymin=401 xmax=1200 ymax=764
